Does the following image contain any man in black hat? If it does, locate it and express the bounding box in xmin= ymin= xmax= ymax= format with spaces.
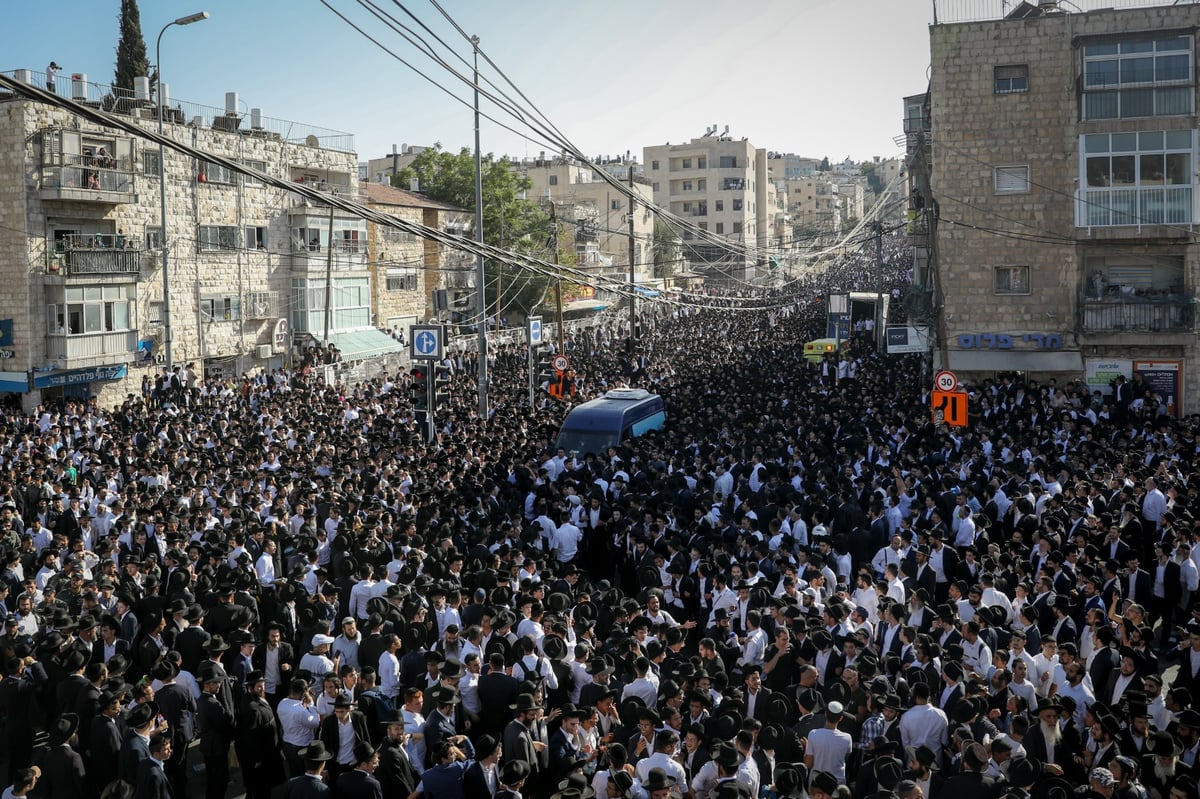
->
xmin=134 ymin=733 xmax=174 ymax=799
xmin=422 ymin=685 xmax=464 ymax=769
xmin=119 ymin=700 xmax=167 ymax=784
xmin=478 ymin=651 xmax=521 ymax=738
xmin=502 ymin=694 xmax=543 ymax=788
xmin=334 ymin=742 xmax=382 ymax=799
xmin=39 ymin=712 xmax=88 ymax=799
xmin=283 ymin=741 xmax=333 ymax=799
xmin=88 ymin=688 xmax=124 ymax=791
xmin=154 ymin=659 xmax=196 ymax=796
xmin=319 ymin=693 xmax=371 ymax=781
xmin=236 ymin=670 xmax=285 ymax=799
xmin=496 ymin=759 xmax=531 ymax=799
xmin=376 ymin=709 xmax=421 ymax=798
xmin=197 ymin=666 xmax=235 ymax=799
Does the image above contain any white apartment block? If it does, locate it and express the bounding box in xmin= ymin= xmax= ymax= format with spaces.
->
xmin=0 ymin=68 xmax=404 ymax=410
xmin=644 ymin=131 xmax=774 ymax=285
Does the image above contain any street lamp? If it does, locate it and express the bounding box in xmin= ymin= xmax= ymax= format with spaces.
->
xmin=156 ymin=11 xmax=209 ymax=377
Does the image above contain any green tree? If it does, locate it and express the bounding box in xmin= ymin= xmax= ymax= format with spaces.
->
xmin=652 ymin=219 xmax=680 ymax=281
xmin=396 ymin=145 xmax=550 ymax=318
xmin=113 ymin=0 xmax=149 ymax=95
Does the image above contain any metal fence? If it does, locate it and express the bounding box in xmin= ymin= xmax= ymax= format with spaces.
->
xmin=1 ymin=68 xmax=355 ymax=153
xmin=933 ymin=0 xmax=1200 ymax=24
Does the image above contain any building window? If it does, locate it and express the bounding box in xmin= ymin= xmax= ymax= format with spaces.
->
xmin=241 ymin=159 xmax=267 ymax=186
xmin=697 ymin=179 xmax=706 ymax=191
xmin=994 ymin=65 xmax=1029 ymax=94
xmin=198 ymin=160 xmax=235 ymax=185
xmin=698 ymin=222 xmax=707 ymax=231
xmin=386 ymin=270 xmax=418 ymax=291
xmin=611 ymin=199 xmax=621 ymax=210
xmin=145 ymin=226 xmax=163 ymax=252
xmin=549 ymin=175 xmax=558 ymax=186
xmin=682 ymin=202 xmax=692 ymax=213
xmin=683 ymin=181 xmax=693 ymax=191
xmin=245 ymin=226 xmax=267 ymax=250
xmin=719 ymin=156 xmax=738 ymax=168
xmin=696 ymin=202 xmax=707 ymax=216
xmin=47 ymin=285 xmax=134 ymax=336
xmin=1082 ymin=35 xmax=1194 ymax=119
xmin=732 ymin=198 xmax=743 ymax=211
xmin=697 ymin=158 xmax=707 ymax=169
xmin=715 ymin=222 xmax=724 ymax=234
xmin=142 ymin=150 xmax=160 ymax=177
xmin=994 ymin=165 xmax=1030 ymax=194
xmin=652 ymin=182 xmax=659 ymax=192
xmin=147 ymin=300 xmax=163 ymax=325
xmin=651 ymin=160 xmax=659 ymax=170
xmin=1079 ymin=129 xmax=1194 ymax=226
xmin=733 ymin=222 xmax=743 ymax=234
xmin=198 ymin=225 xmax=239 ymax=252
xmin=994 ymin=266 xmax=1030 ymax=294
xmin=200 ymin=294 xmax=241 ymax=322
xmin=715 ymin=200 xmax=724 ymax=211
xmin=682 ymin=159 xmax=692 ymax=169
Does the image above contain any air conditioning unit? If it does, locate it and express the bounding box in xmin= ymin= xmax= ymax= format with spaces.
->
xmin=255 ymin=344 xmax=273 ymax=359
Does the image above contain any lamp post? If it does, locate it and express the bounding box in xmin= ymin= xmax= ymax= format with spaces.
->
xmin=156 ymin=10 xmax=209 ymax=377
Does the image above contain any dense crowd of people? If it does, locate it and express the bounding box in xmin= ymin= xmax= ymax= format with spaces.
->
xmin=3 ymin=234 xmax=1199 ymax=799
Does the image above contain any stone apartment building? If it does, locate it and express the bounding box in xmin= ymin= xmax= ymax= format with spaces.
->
xmin=521 ymin=156 xmax=657 ymax=286
xmin=644 ymin=131 xmax=779 ymax=285
xmin=925 ymin=0 xmax=1200 ymax=413
xmin=0 ymin=68 xmax=406 ymax=410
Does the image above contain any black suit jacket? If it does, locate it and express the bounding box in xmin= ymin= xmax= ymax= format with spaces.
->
xmin=135 ymin=756 xmax=174 ymax=799
xmin=284 ymin=774 xmax=331 ymax=799
xmin=89 ymin=714 xmax=123 ymax=789
xmin=335 ymin=768 xmax=382 ymax=799
xmin=39 ymin=744 xmax=89 ymax=799
xmin=319 ymin=712 xmax=371 ymax=767
xmin=197 ymin=692 xmax=235 ymax=757
xmin=478 ymin=671 xmax=521 ymax=737
xmin=376 ymin=738 xmax=420 ymax=797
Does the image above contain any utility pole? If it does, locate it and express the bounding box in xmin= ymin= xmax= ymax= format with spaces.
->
xmin=875 ymin=219 xmax=884 ymax=350
xmin=551 ymin=204 xmax=564 ymax=347
xmin=627 ymin=165 xmax=637 ymax=348
xmin=322 ymin=204 xmax=334 ymax=344
xmin=471 ymin=34 xmax=488 ymax=417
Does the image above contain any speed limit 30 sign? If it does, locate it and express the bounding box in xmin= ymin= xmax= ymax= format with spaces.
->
xmin=934 ymin=370 xmax=958 ymax=392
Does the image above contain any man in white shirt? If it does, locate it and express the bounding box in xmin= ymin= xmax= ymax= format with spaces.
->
xmin=378 ymin=634 xmax=402 ymax=699
xmin=899 ymin=683 xmax=949 ymax=767
xmin=805 ymin=701 xmax=854 ymax=784
xmin=277 ymin=677 xmax=321 ymax=775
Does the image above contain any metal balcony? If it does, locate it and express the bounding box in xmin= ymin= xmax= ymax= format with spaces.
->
xmin=48 ymin=234 xmax=143 ymax=276
xmin=1075 ymin=185 xmax=1195 ymax=228
xmin=1078 ymin=291 xmax=1195 ymax=333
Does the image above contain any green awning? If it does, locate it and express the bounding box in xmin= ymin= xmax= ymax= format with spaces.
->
xmin=328 ymin=329 xmax=405 ymax=361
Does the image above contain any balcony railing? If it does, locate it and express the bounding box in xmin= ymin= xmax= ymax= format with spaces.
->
xmin=47 ymin=234 xmax=143 ymax=276
xmin=1076 ymin=186 xmax=1194 ymax=228
xmin=1078 ymin=292 xmax=1195 ymax=333
xmin=41 ymin=164 xmax=135 ymax=201
xmin=46 ymin=330 xmax=139 ymax=360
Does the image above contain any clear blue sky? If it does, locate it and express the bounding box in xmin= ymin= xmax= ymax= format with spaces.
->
xmin=2 ymin=0 xmax=933 ymax=164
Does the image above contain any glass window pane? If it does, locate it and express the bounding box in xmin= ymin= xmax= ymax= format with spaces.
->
xmin=1087 ymin=157 xmax=1112 ymax=187
xmin=1139 ymin=131 xmax=1164 ymax=151
xmin=1158 ymin=37 xmax=1190 ymax=52
xmin=1084 ymin=134 xmax=1110 ymax=154
xmin=1086 ymin=43 xmax=1119 ymax=56
xmin=1121 ymin=57 xmax=1154 ymax=83
xmin=1120 ymin=88 xmax=1154 ymax=118
xmin=1166 ymin=130 xmax=1192 ymax=150
xmin=68 ymin=306 xmax=83 ymax=335
xmin=1085 ymin=92 xmax=1119 ymax=119
xmin=1112 ymin=155 xmax=1136 ymax=185
xmin=1157 ymin=53 xmax=1189 ymax=82
xmin=84 ymin=287 xmax=102 ymax=301
xmin=1140 ymin=154 xmax=1166 ymax=183
xmin=1085 ymin=60 xmax=1119 ymax=87
xmin=65 ymin=287 xmax=84 ymax=302
xmin=1120 ymin=40 xmax=1154 ymax=54
xmin=84 ymin=304 xmax=102 ymax=332
xmin=1111 ymin=133 xmax=1138 ymax=152
xmin=1157 ymin=87 xmax=1193 ymax=116
xmin=112 ymin=301 xmax=130 ymax=330
xmin=1166 ymin=153 xmax=1190 ymax=184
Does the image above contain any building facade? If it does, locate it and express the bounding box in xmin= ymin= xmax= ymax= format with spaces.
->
xmin=644 ymin=133 xmax=774 ymax=285
xmin=0 ymin=68 xmax=405 ymax=409
xmin=925 ymin=1 xmax=1200 ymax=412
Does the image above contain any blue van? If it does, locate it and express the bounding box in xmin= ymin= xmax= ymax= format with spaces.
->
xmin=554 ymin=388 xmax=666 ymax=455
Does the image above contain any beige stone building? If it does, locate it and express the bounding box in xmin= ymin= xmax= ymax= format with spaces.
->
xmin=644 ymin=131 xmax=778 ymax=285
xmin=0 ymin=68 xmax=402 ymax=409
xmin=521 ymin=157 xmax=657 ymax=286
xmin=362 ymin=144 xmax=429 ymax=187
xmin=360 ymin=182 xmax=468 ymax=338
xmin=924 ymin=1 xmax=1200 ymax=412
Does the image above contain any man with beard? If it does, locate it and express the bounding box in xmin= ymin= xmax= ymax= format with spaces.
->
xmin=1141 ymin=731 xmax=1189 ymax=799
xmin=1022 ymin=696 xmax=1082 ymax=780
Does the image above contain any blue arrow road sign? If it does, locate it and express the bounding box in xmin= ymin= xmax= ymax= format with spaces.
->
xmin=529 ymin=319 xmax=542 ymax=344
xmin=415 ymin=330 xmax=437 ymax=355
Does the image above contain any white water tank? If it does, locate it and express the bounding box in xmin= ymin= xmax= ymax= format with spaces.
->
xmin=71 ymin=73 xmax=88 ymax=100
xmin=250 ymin=107 xmax=263 ymax=129
xmin=134 ymin=76 xmax=150 ymax=101
xmin=160 ymin=83 xmax=170 ymax=108
xmin=225 ymin=92 xmax=238 ymax=115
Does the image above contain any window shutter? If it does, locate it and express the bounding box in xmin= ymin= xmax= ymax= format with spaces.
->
xmin=994 ymin=166 xmax=1030 ymax=193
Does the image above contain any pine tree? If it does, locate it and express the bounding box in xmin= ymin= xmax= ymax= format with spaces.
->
xmin=113 ymin=0 xmax=149 ymax=94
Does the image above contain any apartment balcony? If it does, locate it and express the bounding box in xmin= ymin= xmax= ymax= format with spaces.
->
xmin=46 ymin=330 xmax=139 ymax=362
xmin=1078 ymin=291 xmax=1195 ymax=334
xmin=1075 ymin=185 xmax=1195 ymax=230
xmin=47 ymin=234 xmax=143 ymax=277
xmin=288 ymin=240 xmax=369 ymax=274
xmin=40 ymin=157 xmax=136 ymax=204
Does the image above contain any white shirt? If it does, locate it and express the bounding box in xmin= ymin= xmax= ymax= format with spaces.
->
xmin=635 ymin=751 xmax=687 ymax=786
xmin=807 ymin=727 xmax=854 ymax=784
xmin=899 ymin=704 xmax=949 ymax=766
xmin=277 ymin=697 xmax=320 ymax=746
xmin=378 ymin=650 xmax=401 ymax=698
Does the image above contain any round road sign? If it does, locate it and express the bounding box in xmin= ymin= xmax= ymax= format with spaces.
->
xmin=552 ymin=354 xmax=570 ymax=372
xmin=934 ymin=370 xmax=958 ymax=392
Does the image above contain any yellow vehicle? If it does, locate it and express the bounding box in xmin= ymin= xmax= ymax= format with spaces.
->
xmin=803 ymin=338 xmax=849 ymax=364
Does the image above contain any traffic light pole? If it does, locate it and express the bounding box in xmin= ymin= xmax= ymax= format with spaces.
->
xmin=527 ymin=344 xmax=535 ymax=407
xmin=425 ymin=379 xmax=435 ymax=442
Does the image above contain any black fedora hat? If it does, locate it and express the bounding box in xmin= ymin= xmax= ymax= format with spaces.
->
xmin=300 ymin=741 xmax=335 ymax=761
xmin=49 ymin=712 xmax=80 ymax=746
xmin=510 ymin=693 xmax=542 ymax=712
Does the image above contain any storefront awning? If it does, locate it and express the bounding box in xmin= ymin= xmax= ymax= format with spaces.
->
xmin=947 ymin=350 xmax=1084 ymax=372
xmin=326 ymin=329 xmax=404 ymax=361
xmin=633 ymin=286 xmax=660 ymax=298
xmin=0 ymin=371 xmax=27 ymax=393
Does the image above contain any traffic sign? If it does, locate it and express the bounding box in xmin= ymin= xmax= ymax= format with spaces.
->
xmin=528 ymin=316 xmax=543 ymax=346
xmin=410 ymin=324 xmax=443 ymax=361
xmin=934 ymin=370 xmax=958 ymax=392
xmin=552 ymin=354 xmax=569 ymax=372
xmin=931 ymin=390 xmax=968 ymax=427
